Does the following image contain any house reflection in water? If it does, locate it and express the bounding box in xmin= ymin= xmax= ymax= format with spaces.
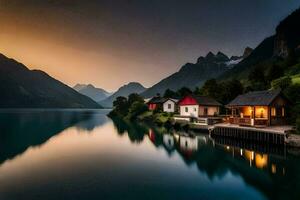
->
xmin=219 ymin=144 xmax=285 ymax=175
xmin=146 ymin=126 xmax=286 ymax=177
xmin=163 ymin=134 xmax=175 ymax=150
xmin=179 ymin=135 xmax=198 ymax=157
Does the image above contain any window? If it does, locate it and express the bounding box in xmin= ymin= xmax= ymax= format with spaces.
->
xmin=282 ymin=107 xmax=285 ymax=117
xmin=204 ymin=107 xmax=208 ymax=116
xmin=168 ymin=104 xmax=171 ymax=109
xmin=271 ymin=107 xmax=276 ymax=116
xmin=194 ymin=108 xmax=197 ymax=112
xmin=185 ymin=107 xmax=188 ymax=113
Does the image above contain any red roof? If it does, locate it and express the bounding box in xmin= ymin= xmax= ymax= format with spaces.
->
xmin=178 ymin=95 xmax=222 ymax=106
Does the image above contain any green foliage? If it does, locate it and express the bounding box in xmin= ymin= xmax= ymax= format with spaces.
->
xmin=283 ymin=84 xmax=300 ymax=123
xmin=110 ymin=93 xmax=147 ymax=118
xmin=112 ymin=96 xmax=129 ymax=116
xmin=248 ymin=65 xmax=269 ymax=90
xmin=220 ymin=79 xmax=244 ymax=104
xmin=127 ymin=101 xmax=148 ymax=120
xmin=177 ymin=87 xmax=192 ymax=97
xmin=284 ymin=84 xmax=300 ymax=103
xmin=271 ymin=76 xmax=292 ymax=90
xmin=286 ymin=63 xmax=300 ymax=76
xmin=291 ymin=74 xmax=300 ymax=84
xmin=266 ymin=64 xmax=284 ymax=82
xmin=196 ymin=79 xmax=244 ymax=104
xmin=128 ymin=93 xmax=144 ymax=106
xmin=196 ymin=79 xmax=220 ymax=99
xmin=163 ymin=89 xmax=178 ymax=98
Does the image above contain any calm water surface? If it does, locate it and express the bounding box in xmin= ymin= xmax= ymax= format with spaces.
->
xmin=0 ymin=109 xmax=299 ymax=200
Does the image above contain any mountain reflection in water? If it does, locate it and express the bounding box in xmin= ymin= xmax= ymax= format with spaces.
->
xmin=0 ymin=110 xmax=299 ymax=200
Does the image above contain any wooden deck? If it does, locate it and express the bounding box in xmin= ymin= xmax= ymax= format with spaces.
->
xmin=210 ymin=123 xmax=294 ymax=145
xmin=173 ymin=119 xmax=295 ymax=145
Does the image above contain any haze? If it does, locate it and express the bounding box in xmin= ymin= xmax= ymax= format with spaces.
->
xmin=0 ymin=0 xmax=299 ymax=91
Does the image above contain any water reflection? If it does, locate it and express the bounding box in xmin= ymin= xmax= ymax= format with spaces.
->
xmin=111 ymin=117 xmax=300 ymax=200
xmin=0 ymin=111 xmax=299 ymax=199
xmin=0 ymin=109 xmax=109 ymax=164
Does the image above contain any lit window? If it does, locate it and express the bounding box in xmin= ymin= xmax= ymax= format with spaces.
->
xmin=185 ymin=107 xmax=188 ymax=112
xmin=271 ymin=107 xmax=276 ymax=116
xmin=282 ymin=107 xmax=285 ymax=117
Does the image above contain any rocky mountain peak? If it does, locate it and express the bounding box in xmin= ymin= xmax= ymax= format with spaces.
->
xmin=242 ymin=47 xmax=253 ymax=58
xmin=205 ymin=51 xmax=215 ymax=60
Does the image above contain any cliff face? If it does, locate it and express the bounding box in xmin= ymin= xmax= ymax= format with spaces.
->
xmin=274 ymin=8 xmax=300 ymax=58
xmin=274 ymin=29 xmax=289 ymax=58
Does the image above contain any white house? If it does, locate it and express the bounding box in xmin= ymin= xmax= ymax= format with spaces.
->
xmin=163 ymin=98 xmax=179 ymax=113
xmin=177 ymin=95 xmax=221 ymax=118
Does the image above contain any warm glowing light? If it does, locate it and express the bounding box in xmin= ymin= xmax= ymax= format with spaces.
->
xmin=251 ymin=151 xmax=254 ymax=160
xmin=226 ymin=146 xmax=230 ymax=150
xmin=255 ymin=154 xmax=268 ymax=169
xmin=244 ymin=150 xmax=252 ymax=161
xmin=271 ymin=164 xmax=277 ymax=174
xmin=240 ymin=149 xmax=243 ymax=156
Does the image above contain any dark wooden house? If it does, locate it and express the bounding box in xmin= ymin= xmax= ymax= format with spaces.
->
xmin=226 ymin=89 xmax=290 ymax=127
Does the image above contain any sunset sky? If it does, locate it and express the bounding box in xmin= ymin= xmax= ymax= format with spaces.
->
xmin=0 ymin=0 xmax=300 ymax=92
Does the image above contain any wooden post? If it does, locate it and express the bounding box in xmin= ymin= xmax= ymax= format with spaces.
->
xmin=253 ymin=106 xmax=256 ymax=126
xmin=268 ymin=106 xmax=271 ymax=126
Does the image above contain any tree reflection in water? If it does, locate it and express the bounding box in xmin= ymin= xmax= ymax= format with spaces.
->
xmin=0 ymin=109 xmax=109 ymax=165
xmin=111 ymin=117 xmax=300 ymax=200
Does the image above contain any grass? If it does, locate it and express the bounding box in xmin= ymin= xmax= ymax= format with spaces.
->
xmin=292 ymin=73 xmax=300 ymax=84
xmin=154 ymin=113 xmax=170 ymax=124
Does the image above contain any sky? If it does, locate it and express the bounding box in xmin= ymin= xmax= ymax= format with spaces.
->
xmin=0 ymin=0 xmax=300 ymax=92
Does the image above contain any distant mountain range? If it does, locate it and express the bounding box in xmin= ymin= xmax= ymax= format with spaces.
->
xmin=220 ymin=7 xmax=300 ymax=81
xmin=73 ymin=84 xmax=111 ymax=102
xmin=0 ymin=54 xmax=101 ymax=108
xmin=142 ymin=8 xmax=300 ymax=97
xmin=99 ymin=82 xmax=146 ymax=108
xmin=141 ymin=49 xmax=252 ymax=98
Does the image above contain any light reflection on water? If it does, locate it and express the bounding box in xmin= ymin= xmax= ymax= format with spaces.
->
xmin=0 ymin=110 xmax=298 ymax=200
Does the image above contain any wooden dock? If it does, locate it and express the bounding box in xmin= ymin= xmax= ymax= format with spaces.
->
xmin=178 ymin=121 xmax=294 ymax=145
xmin=210 ymin=123 xmax=294 ymax=145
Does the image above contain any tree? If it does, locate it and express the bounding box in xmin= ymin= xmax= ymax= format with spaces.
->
xmin=128 ymin=93 xmax=144 ymax=106
xmin=271 ymin=76 xmax=292 ymax=90
xmin=127 ymin=101 xmax=148 ymax=119
xmin=198 ymin=79 xmax=220 ymax=99
xmin=249 ymin=65 xmax=266 ymax=82
xmin=163 ymin=89 xmax=177 ymax=98
xmin=220 ymin=79 xmax=244 ymax=104
xmin=177 ymin=87 xmax=192 ymax=97
xmin=267 ymin=64 xmax=284 ymax=82
xmin=112 ymin=96 xmax=129 ymax=116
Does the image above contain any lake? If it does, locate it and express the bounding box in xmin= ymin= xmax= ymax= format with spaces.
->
xmin=0 ymin=109 xmax=299 ymax=200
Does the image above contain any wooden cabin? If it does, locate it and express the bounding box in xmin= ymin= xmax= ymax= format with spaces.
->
xmin=226 ymin=89 xmax=289 ymax=127
xmin=147 ymin=97 xmax=165 ymax=111
xmin=178 ymin=95 xmax=222 ymax=118
xmin=147 ymin=97 xmax=178 ymax=113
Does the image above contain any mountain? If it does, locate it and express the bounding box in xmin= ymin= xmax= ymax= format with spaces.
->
xmin=219 ymin=36 xmax=275 ymax=80
xmin=141 ymin=51 xmax=241 ymax=98
xmin=220 ymin=8 xmax=300 ymax=81
xmin=73 ymin=84 xmax=87 ymax=91
xmin=0 ymin=53 xmax=101 ymax=108
xmin=73 ymin=84 xmax=111 ymax=102
xmin=99 ymin=82 xmax=146 ymax=108
xmin=274 ymin=8 xmax=300 ymax=58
